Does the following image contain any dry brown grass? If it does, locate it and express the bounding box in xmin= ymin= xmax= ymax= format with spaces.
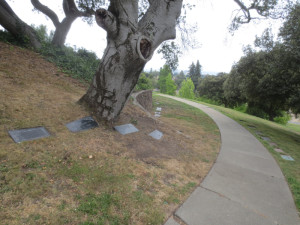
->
xmin=0 ymin=42 xmax=220 ymax=225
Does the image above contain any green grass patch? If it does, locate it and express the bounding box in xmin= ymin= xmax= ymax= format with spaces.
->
xmin=287 ymin=123 xmax=300 ymax=133
xmin=77 ymin=193 xmax=129 ymax=225
xmin=153 ymin=95 xmax=219 ymax=135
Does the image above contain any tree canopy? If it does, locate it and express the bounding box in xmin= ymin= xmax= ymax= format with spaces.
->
xmin=223 ymin=2 xmax=300 ymax=119
xmin=179 ymin=78 xmax=195 ymax=99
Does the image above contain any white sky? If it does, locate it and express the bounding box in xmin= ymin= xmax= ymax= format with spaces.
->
xmin=4 ymin=0 xmax=281 ymax=74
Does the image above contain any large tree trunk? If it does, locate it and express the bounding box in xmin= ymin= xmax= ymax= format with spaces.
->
xmin=0 ymin=0 xmax=41 ymax=49
xmin=80 ymin=0 xmax=182 ymax=122
xmin=80 ymin=35 xmax=150 ymax=121
xmin=51 ymin=17 xmax=77 ymax=47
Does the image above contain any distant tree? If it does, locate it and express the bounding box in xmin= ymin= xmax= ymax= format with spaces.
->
xmin=223 ymin=66 xmax=246 ymax=108
xmin=198 ymin=73 xmax=228 ymax=106
xmin=279 ymin=3 xmax=300 ymax=114
xmin=279 ymin=3 xmax=300 ymax=58
xmin=227 ymin=47 xmax=293 ymax=120
xmin=165 ymin=73 xmax=177 ymax=95
xmin=135 ymin=73 xmax=153 ymax=91
xmin=158 ymin=65 xmax=172 ymax=93
xmin=179 ymin=78 xmax=195 ymax=99
xmin=145 ymin=69 xmax=159 ymax=89
xmin=254 ymin=28 xmax=275 ymax=52
xmin=188 ymin=62 xmax=195 ymax=78
xmin=174 ymin=71 xmax=186 ymax=88
xmin=188 ymin=60 xmax=201 ymax=90
xmin=194 ymin=60 xmax=202 ymax=87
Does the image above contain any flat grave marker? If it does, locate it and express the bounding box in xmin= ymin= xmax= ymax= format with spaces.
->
xmin=261 ymin=136 xmax=271 ymax=142
xmin=274 ymin=148 xmax=285 ymax=154
xmin=66 ymin=116 xmax=98 ymax=133
xmin=155 ymin=112 xmax=161 ymax=117
xmin=114 ymin=124 xmax=139 ymax=135
xmin=269 ymin=142 xmax=278 ymax=147
xmin=9 ymin=127 xmax=50 ymax=143
xmin=149 ymin=130 xmax=163 ymax=140
xmin=281 ymin=155 xmax=295 ymax=161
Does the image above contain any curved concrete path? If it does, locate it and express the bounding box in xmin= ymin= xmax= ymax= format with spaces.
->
xmin=160 ymin=95 xmax=300 ymax=225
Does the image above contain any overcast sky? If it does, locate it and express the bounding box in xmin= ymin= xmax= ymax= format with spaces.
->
xmin=4 ymin=0 xmax=281 ymax=74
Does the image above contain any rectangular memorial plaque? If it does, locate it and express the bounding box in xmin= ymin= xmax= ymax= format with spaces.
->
xmin=281 ymin=155 xmax=295 ymax=161
xmin=114 ymin=124 xmax=139 ymax=135
xmin=155 ymin=112 xmax=161 ymax=117
xmin=66 ymin=116 xmax=98 ymax=132
xmin=149 ymin=130 xmax=163 ymax=140
xmin=8 ymin=127 xmax=50 ymax=143
xmin=261 ymin=136 xmax=271 ymax=142
xmin=274 ymin=148 xmax=285 ymax=154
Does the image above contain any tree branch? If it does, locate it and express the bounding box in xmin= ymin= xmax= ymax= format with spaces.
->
xmin=31 ymin=0 xmax=60 ymax=27
xmin=138 ymin=0 xmax=183 ymax=49
xmin=0 ymin=0 xmax=41 ymax=49
xmin=233 ymin=0 xmax=251 ymax=22
xmin=109 ymin=0 xmax=139 ymax=29
xmin=95 ymin=8 xmax=118 ymax=38
xmin=63 ymin=0 xmax=92 ymax=18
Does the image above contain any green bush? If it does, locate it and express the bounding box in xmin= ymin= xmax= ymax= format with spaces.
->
xmin=246 ymin=105 xmax=268 ymax=119
xmin=196 ymin=96 xmax=222 ymax=106
xmin=38 ymin=43 xmax=99 ymax=82
xmin=274 ymin=112 xmax=291 ymax=125
xmin=0 ymin=30 xmax=30 ymax=47
xmin=165 ymin=73 xmax=177 ymax=95
xmin=179 ymin=78 xmax=195 ymax=99
xmin=135 ymin=73 xmax=153 ymax=91
xmin=0 ymin=25 xmax=100 ymax=83
xmin=234 ymin=104 xmax=247 ymax=113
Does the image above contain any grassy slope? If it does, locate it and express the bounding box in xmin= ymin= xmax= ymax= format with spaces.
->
xmin=191 ymin=99 xmax=300 ymax=212
xmin=0 ymin=42 xmax=220 ymax=225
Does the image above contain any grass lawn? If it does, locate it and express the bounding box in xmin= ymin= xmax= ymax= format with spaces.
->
xmin=191 ymin=99 xmax=300 ymax=212
xmin=0 ymin=41 xmax=220 ymax=225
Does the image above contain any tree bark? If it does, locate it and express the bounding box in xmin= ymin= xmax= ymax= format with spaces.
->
xmin=80 ymin=0 xmax=183 ymax=122
xmin=0 ymin=0 xmax=41 ymax=49
xmin=51 ymin=16 xmax=77 ymax=47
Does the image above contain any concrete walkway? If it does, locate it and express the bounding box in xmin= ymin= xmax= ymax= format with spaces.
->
xmin=160 ymin=95 xmax=300 ymax=225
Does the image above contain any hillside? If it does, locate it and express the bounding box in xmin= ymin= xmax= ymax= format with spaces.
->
xmin=0 ymin=42 xmax=220 ymax=225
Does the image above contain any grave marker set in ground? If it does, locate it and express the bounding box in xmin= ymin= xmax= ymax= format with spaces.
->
xmin=8 ymin=127 xmax=51 ymax=143
xmin=154 ymin=107 xmax=162 ymax=117
xmin=66 ymin=116 xmax=98 ymax=133
xmin=9 ymin=116 xmax=164 ymax=143
xmin=149 ymin=130 xmax=163 ymax=140
xmin=254 ymin=131 xmax=295 ymax=162
xmin=114 ymin=124 xmax=164 ymax=140
xmin=114 ymin=124 xmax=139 ymax=135
xmin=248 ymin=124 xmax=295 ymax=162
xmin=281 ymin=155 xmax=295 ymax=161
xmin=8 ymin=116 xmax=99 ymax=143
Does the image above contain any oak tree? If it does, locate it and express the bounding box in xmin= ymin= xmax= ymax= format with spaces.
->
xmin=0 ymin=0 xmax=290 ymax=121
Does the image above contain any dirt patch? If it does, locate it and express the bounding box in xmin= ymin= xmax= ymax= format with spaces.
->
xmin=0 ymin=41 xmax=220 ymax=225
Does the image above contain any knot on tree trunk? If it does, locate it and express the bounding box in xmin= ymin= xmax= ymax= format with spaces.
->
xmin=96 ymin=8 xmax=107 ymax=19
xmin=137 ymin=36 xmax=152 ymax=61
